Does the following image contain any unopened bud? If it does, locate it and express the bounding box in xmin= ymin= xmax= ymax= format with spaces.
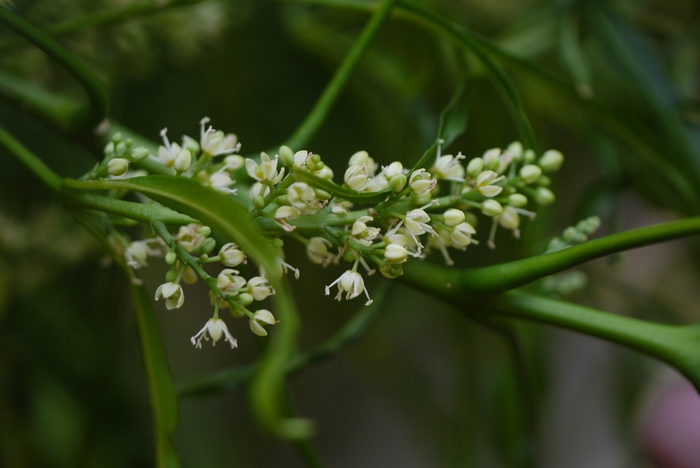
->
xmin=174 ymin=149 xmax=192 ymax=173
xmin=107 ymin=158 xmax=130 ymax=176
xmin=482 ymin=199 xmax=503 ymax=216
xmin=539 ymin=149 xmax=564 ymax=172
xmin=520 ymin=165 xmax=542 ymax=184
xmin=508 ymin=193 xmax=528 ymax=208
xmin=535 ymin=187 xmax=555 ymax=205
xmin=130 ymin=146 xmax=150 ymax=161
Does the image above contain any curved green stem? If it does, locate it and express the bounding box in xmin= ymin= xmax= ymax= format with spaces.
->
xmin=488 ymin=291 xmax=700 ymax=391
xmin=401 ymin=216 xmax=700 ymax=297
xmin=0 ymin=7 xmax=108 ymax=129
xmin=0 ymin=124 xmax=61 ymax=192
xmin=283 ymin=0 xmax=399 ymax=150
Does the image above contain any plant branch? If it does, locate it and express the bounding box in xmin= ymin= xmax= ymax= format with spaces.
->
xmin=283 ymin=0 xmax=399 ymax=150
xmin=0 ymin=124 xmax=62 ymax=192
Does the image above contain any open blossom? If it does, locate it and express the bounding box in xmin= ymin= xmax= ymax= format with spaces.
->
xmin=217 ymin=269 xmax=247 ymax=296
xmin=325 ymin=270 xmax=372 ymax=305
xmin=408 ymin=169 xmax=436 ymax=195
xmin=247 ymin=276 xmax=274 ymax=301
xmin=177 ymin=223 xmax=207 ymax=252
xmin=124 ymin=239 xmax=161 ymax=269
xmin=199 ymin=117 xmax=241 ymax=156
xmin=245 ymin=152 xmax=285 ymax=185
xmin=249 ymin=309 xmax=278 ymax=336
xmin=287 ymin=182 xmax=318 ymax=213
xmin=432 ymin=153 xmax=465 ymax=181
xmin=474 ymin=170 xmax=504 ymax=197
xmin=307 ymin=237 xmax=335 ymax=265
xmin=450 ymin=222 xmax=477 ymax=249
xmin=208 ymin=169 xmax=237 ymax=195
xmin=351 ymin=216 xmax=380 ymax=246
xmin=191 ymin=318 xmax=237 ymax=349
xmin=344 ymin=164 xmax=369 ymax=191
xmin=219 ymin=242 xmax=246 ymax=267
xmin=155 ymin=282 xmax=184 ymax=310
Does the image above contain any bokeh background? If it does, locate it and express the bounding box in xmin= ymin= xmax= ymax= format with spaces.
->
xmin=1 ymin=0 xmax=700 ymax=466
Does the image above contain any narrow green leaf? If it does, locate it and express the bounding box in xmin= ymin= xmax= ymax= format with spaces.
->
xmin=411 ymin=76 xmax=470 ymax=173
xmin=130 ymin=283 xmax=180 ymax=468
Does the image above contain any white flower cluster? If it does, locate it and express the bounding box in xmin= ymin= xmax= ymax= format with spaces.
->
xmin=103 ymin=119 xmax=564 ymax=352
xmin=123 ymin=222 xmax=288 ymax=350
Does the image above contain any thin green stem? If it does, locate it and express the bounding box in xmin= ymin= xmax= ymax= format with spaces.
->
xmin=0 ymin=7 xmax=108 ymax=129
xmin=0 ymin=124 xmax=61 ymax=192
xmin=283 ymin=0 xmax=399 ymax=150
xmin=401 ymin=216 xmax=700 ymax=297
xmin=488 ymin=291 xmax=700 ymax=390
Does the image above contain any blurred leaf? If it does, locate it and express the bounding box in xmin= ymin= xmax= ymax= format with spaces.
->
xmin=129 ymin=283 xmax=180 ymax=468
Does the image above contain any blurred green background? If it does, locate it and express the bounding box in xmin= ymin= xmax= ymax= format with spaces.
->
xmin=1 ymin=0 xmax=700 ymax=466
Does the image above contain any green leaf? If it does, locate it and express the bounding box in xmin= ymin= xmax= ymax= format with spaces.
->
xmin=410 ymin=76 xmax=470 ymax=173
xmin=130 ymin=282 xmax=180 ymax=468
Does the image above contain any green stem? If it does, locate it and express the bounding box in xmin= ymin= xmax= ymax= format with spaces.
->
xmin=0 ymin=124 xmax=61 ymax=192
xmin=488 ymin=291 xmax=700 ymax=390
xmin=283 ymin=0 xmax=399 ymax=150
xmin=0 ymin=7 xmax=108 ymax=129
xmin=401 ymin=216 xmax=700 ymax=297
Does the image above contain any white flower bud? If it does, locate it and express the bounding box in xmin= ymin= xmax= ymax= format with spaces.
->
xmin=443 ymin=209 xmax=466 ymax=227
xmin=508 ymin=193 xmax=528 ymax=207
xmin=307 ymin=237 xmax=333 ymax=264
xmin=539 ymin=149 xmax=564 ymax=172
xmin=499 ymin=206 xmax=520 ymax=230
xmin=506 ymin=141 xmax=523 ymax=162
xmin=217 ymin=269 xmax=247 ymax=296
xmin=384 ymin=244 xmax=408 ymax=263
xmin=107 ymin=158 xmax=130 ymax=176
xmin=174 ymin=149 xmax=192 ymax=173
xmin=389 ymin=173 xmax=407 ymax=193
xmin=348 ymin=150 xmax=371 ymax=167
xmin=224 ymin=155 xmax=244 ymax=171
xmin=523 ymin=149 xmax=536 ymax=164
xmin=520 ymin=165 xmax=542 ymax=184
xmin=535 ymin=187 xmax=555 ymax=205
xmin=383 ymin=161 xmax=404 ymax=178
xmin=278 ymin=145 xmax=295 ymax=167
xmin=482 ymin=199 xmax=504 ymax=216
xmin=130 ymin=146 xmax=150 ymax=161
xmin=467 ymin=157 xmax=484 ymax=179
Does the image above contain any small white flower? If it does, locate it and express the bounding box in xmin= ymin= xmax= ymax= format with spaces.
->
xmin=351 ymin=216 xmax=380 ymax=246
xmin=307 ymin=237 xmax=334 ymax=265
xmin=223 ymin=155 xmax=245 ymax=171
xmin=325 ymin=270 xmax=372 ymax=305
xmin=432 ymin=153 xmax=465 ymax=181
xmin=520 ymin=164 xmax=542 ymax=184
xmin=199 ymin=117 xmax=241 ymax=156
xmin=382 ymin=161 xmax=404 ymax=178
xmin=217 ymin=269 xmax=247 ymax=296
xmin=408 ymin=169 xmax=436 ymax=195
xmin=247 ymin=276 xmax=274 ymax=301
xmin=474 ymin=170 xmax=504 ymax=197
xmin=450 ymin=222 xmax=477 ymax=250
xmin=191 ymin=317 xmax=237 ymax=349
xmin=124 ymin=239 xmax=161 ymax=269
xmin=274 ymin=205 xmax=301 ymax=232
xmin=245 ymin=152 xmax=285 ymax=185
xmin=158 ymin=128 xmax=183 ymax=168
xmin=348 ymin=151 xmax=377 ymax=174
xmin=293 ymin=150 xmax=310 ymax=168
xmin=219 ymin=242 xmax=247 ymax=267
xmin=155 ymin=282 xmax=184 ymax=310
xmin=108 ymin=158 xmax=130 ymax=176
xmin=366 ymin=175 xmax=388 ymax=192
xmin=404 ymin=209 xmax=436 ymax=237
xmin=287 ymin=182 xmax=317 ymax=212
xmin=344 ymin=164 xmax=369 ymax=191
xmin=177 ymin=223 xmax=207 ymax=252
xmin=208 ymin=170 xmax=238 ymax=194
xmin=249 ymin=309 xmax=278 ymax=337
